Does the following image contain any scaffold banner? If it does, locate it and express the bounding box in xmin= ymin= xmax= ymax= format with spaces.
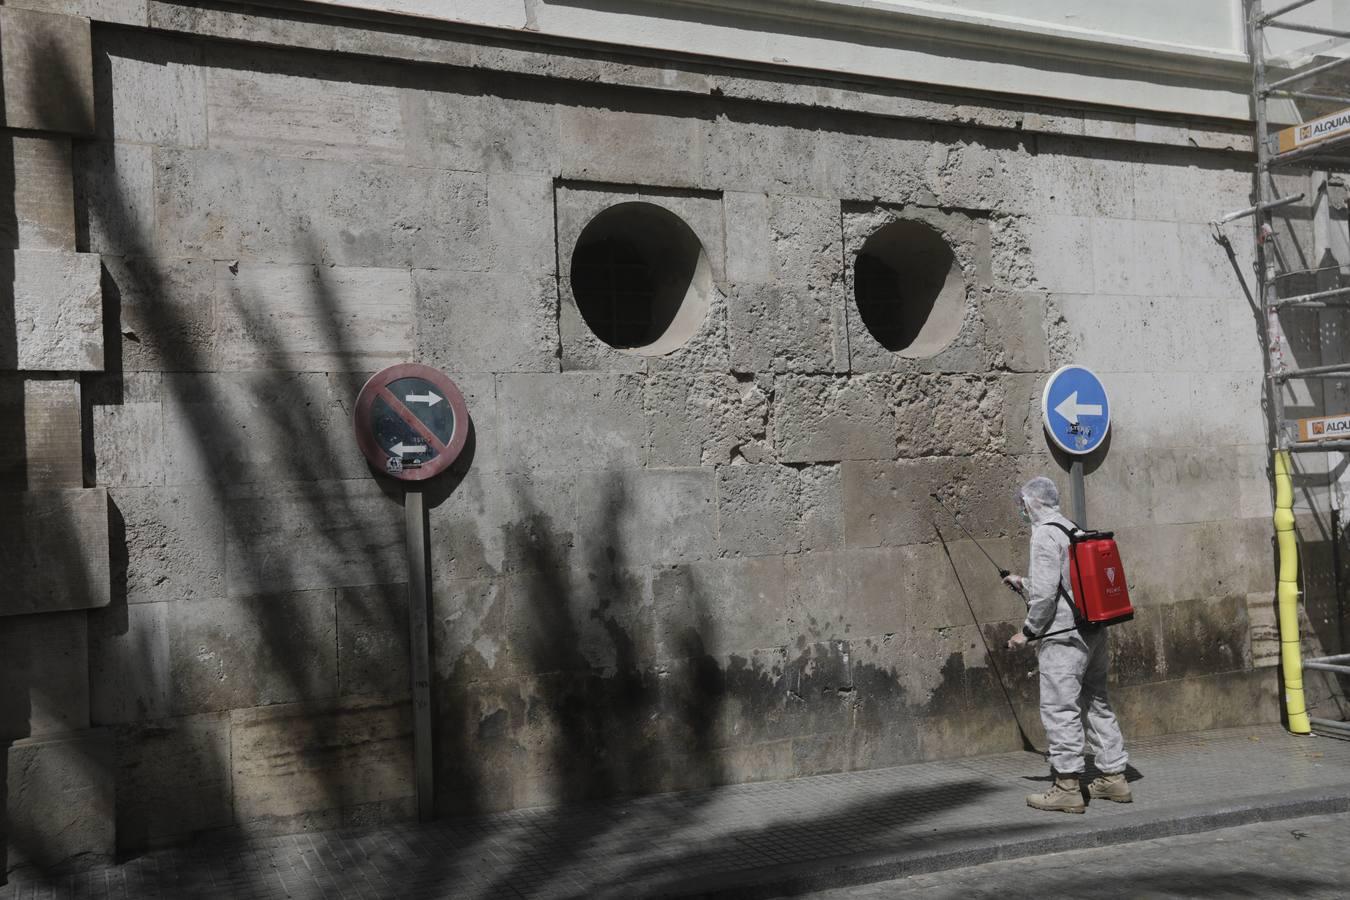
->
xmin=1277 ymin=108 xmax=1350 ymax=154
xmin=1298 ymin=413 xmax=1350 ymax=442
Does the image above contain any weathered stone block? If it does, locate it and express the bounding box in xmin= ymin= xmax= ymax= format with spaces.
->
xmin=559 ymin=104 xmax=706 ymax=189
xmin=414 ymin=269 xmax=557 ymax=374
xmin=768 ymin=194 xmax=844 ymax=288
xmin=716 ymin=464 xmax=800 ymax=557
xmin=0 ymin=7 xmax=94 ymax=135
xmin=113 ymin=712 xmax=231 ymax=851
xmin=101 ymin=259 xmax=220 ymax=372
xmin=112 ymin=484 xmax=223 ymax=604
xmin=652 ymin=556 xmax=790 ymax=660
xmin=88 ymin=600 xmax=170 ymax=724
xmin=1091 ymin=217 xmax=1185 ymax=297
xmin=575 ymin=467 xmax=716 ymax=565
xmin=97 ymin=29 xmax=205 ymax=146
xmin=799 ymin=464 xmax=843 ymax=552
xmin=931 ymin=135 xmax=1033 ymax=213
xmin=161 ymin=371 xmax=369 ymax=485
xmin=722 ymin=191 xmax=772 ymax=283
xmin=842 ymin=457 xmax=1018 ymax=548
xmin=1106 ymin=605 xmax=1164 ymax=687
xmin=6 ymin=730 xmax=114 ymax=871
xmin=224 ymin=480 xmax=405 ymax=597
xmin=1025 ymin=141 xmax=1135 ymax=219
xmin=93 ymin=383 xmax=164 ymax=487
xmin=500 ymin=565 xmax=654 ymax=678
xmin=154 ymin=148 xmax=490 ymax=268
xmin=495 ymin=373 xmax=645 ymax=473
xmin=76 ymin=141 xmax=155 ymax=256
xmin=1087 ymin=447 xmax=1243 ymax=529
xmin=217 ymin=262 xmax=414 ymax=372
xmin=337 ymin=583 xmax=410 ymax=699
xmin=789 ymin=549 xmax=895 ymax=642
xmin=703 ymin=113 xmax=836 ymax=197
xmin=404 ymin=82 xmax=560 ymax=175
xmin=1246 ymin=591 xmax=1278 ymax=669
xmin=0 ymin=377 xmax=82 ymax=489
xmin=1113 ymin=669 xmax=1278 ymax=737
xmin=488 ymin=173 xmax=557 ymax=274
xmin=1 ymin=250 xmax=103 ymax=371
xmin=432 ymin=577 xmax=507 ymax=685
xmin=169 ymin=590 xmax=338 ymax=715
xmin=229 ymin=698 xmax=413 ymax=833
xmin=1 ymin=136 xmax=75 ymax=250
xmin=1158 ymin=594 xmax=1251 ymax=678
xmin=893 ymin=374 xmax=1005 ymax=458
xmin=428 ymin=470 xmax=578 ymax=583
xmin=1134 ymin=152 xmax=1252 ymax=224
xmin=998 ymin=372 xmax=1042 ymax=456
xmin=726 ymin=282 xmax=847 ymax=374
xmin=982 ymin=290 xmax=1048 ymax=372
xmin=829 ymin=125 xmax=937 ymax=205
xmin=900 ymin=537 xmax=1021 ymax=630
xmin=775 ymin=374 xmax=895 ymax=463
xmin=204 ymin=47 xmax=399 ymax=162
xmin=5 ymin=1 xmax=146 ymax=26
xmin=0 ymin=487 xmax=109 ymax=615
xmin=1114 ymin=517 xmax=1273 ymax=609
xmin=0 ymin=611 xmax=89 ymax=742
xmin=1022 ymin=214 xmax=1093 ymax=294
xmin=644 ymin=373 xmax=772 ymax=467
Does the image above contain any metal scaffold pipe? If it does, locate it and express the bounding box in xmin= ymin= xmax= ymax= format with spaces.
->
xmin=1262 ymin=0 xmax=1321 ymax=23
xmin=1274 ymin=451 xmax=1312 ymax=735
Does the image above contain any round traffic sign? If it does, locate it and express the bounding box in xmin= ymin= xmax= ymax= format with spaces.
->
xmin=1042 ymin=365 xmax=1111 ymax=455
xmin=354 ymin=364 xmax=469 ymax=481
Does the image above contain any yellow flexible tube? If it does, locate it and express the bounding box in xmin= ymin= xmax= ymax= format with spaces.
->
xmin=1274 ymin=450 xmax=1311 ymax=734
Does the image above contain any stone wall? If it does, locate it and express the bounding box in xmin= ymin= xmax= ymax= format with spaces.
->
xmin=0 ymin=0 xmax=1319 ymax=872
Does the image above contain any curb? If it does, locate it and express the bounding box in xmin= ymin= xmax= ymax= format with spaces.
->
xmin=656 ymin=786 xmax=1350 ymax=899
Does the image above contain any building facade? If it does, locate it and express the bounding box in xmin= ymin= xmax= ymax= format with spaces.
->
xmin=1 ymin=0 xmax=1340 ymax=872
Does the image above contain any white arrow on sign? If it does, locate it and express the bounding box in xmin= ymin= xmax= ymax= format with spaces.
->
xmin=389 ymin=442 xmax=427 ymax=455
xmin=405 ymin=391 xmax=443 ymax=407
xmin=1053 ymin=391 xmax=1103 ymax=425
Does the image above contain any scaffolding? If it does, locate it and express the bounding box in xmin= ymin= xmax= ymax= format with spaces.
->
xmin=1215 ymin=0 xmax=1350 ymax=739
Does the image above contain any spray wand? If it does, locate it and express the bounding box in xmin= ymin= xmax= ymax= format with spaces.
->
xmin=929 ymin=495 xmax=1037 ymax=753
xmin=929 ymin=493 xmax=1026 ymax=602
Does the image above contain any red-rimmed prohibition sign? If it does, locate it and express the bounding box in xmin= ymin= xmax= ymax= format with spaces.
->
xmin=354 ymin=364 xmax=470 ymax=482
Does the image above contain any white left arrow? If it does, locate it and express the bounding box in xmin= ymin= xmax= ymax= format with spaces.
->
xmin=390 ymin=442 xmax=427 ymax=455
xmin=405 ymin=392 xmax=442 ymax=407
xmin=1054 ymin=391 xmax=1103 ymax=425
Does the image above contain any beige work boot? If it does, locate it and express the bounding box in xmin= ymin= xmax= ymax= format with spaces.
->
xmin=1026 ymin=776 xmax=1085 ymax=814
xmin=1088 ymin=772 xmax=1132 ymax=803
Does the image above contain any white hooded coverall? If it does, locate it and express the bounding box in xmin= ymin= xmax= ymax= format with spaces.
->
xmin=1020 ymin=483 xmax=1129 ymax=776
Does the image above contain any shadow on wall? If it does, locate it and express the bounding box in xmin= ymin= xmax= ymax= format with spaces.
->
xmin=4 ymin=25 xmax=1060 ymax=886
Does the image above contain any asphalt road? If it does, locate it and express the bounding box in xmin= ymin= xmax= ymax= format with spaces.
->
xmin=796 ymin=811 xmax=1350 ymax=899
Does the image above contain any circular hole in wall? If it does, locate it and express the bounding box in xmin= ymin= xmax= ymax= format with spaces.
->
xmin=853 ymin=220 xmax=964 ymax=356
xmin=570 ymin=202 xmax=712 ymax=355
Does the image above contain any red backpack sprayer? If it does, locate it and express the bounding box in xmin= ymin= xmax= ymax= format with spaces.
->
xmin=930 ymin=493 xmax=1133 ymax=637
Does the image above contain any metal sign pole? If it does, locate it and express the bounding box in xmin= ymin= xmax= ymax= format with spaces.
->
xmin=1071 ymin=459 xmax=1087 ymax=528
xmin=404 ymin=486 xmax=434 ymax=822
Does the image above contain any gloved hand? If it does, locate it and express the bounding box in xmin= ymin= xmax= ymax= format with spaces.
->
xmin=1006 ymin=632 xmax=1028 ymax=650
xmin=1002 ymin=573 xmax=1024 ymax=591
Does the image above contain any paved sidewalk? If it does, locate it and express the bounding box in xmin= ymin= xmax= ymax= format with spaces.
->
xmin=3 ymin=724 xmax=1349 ymax=900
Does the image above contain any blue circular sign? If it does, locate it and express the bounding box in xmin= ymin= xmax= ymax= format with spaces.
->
xmin=1042 ymin=365 xmax=1111 ymax=455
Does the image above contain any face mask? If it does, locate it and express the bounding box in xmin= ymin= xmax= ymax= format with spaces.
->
xmin=1018 ymin=498 xmax=1031 ymax=523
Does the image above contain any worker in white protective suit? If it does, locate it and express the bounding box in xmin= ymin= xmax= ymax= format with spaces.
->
xmin=1002 ymin=476 xmax=1131 ymax=813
